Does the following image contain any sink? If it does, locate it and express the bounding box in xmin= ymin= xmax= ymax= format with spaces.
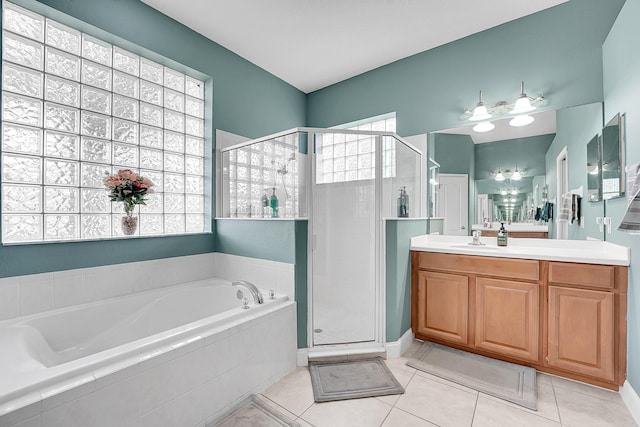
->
xmin=450 ymin=244 xmax=500 ymax=251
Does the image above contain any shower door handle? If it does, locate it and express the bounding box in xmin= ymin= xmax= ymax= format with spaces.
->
xmin=461 ymin=225 xmax=466 ymax=230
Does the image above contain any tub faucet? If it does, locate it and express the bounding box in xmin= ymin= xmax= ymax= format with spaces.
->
xmin=232 ymin=280 xmax=264 ymax=304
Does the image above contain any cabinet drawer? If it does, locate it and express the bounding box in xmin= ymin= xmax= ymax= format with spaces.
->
xmin=548 ymin=262 xmax=615 ymax=290
xmin=417 ymin=252 xmax=539 ymax=281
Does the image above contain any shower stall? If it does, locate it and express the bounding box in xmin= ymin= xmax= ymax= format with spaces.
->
xmin=220 ymin=127 xmax=423 ymax=353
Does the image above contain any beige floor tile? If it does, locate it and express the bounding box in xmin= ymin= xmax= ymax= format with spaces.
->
xmin=550 ymin=375 xmax=621 ymax=402
xmin=295 ymin=417 xmax=315 ymax=427
xmin=395 ymin=374 xmax=478 ymax=427
xmin=479 ymin=379 xmax=560 ymax=422
xmin=554 ymin=384 xmax=637 ymax=427
xmin=262 ymin=367 xmax=315 ymax=416
xmin=374 ymin=357 xmax=416 ymax=406
xmin=472 ymin=394 xmax=561 ymax=427
xmin=381 ymin=408 xmax=438 ymax=426
xmin=536 ymin=372 xmax=553 ymax=385
xmin=300 ymin=398 xmax=392 ymax=427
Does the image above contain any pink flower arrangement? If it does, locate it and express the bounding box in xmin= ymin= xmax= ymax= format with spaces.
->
xmin=103 ymin=169 xmax=154 ymax=214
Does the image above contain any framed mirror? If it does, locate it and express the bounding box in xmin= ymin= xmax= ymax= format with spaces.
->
xmin=601 ymin=113 xmax=626 ymax=200
xmin=586 ymin=134 xmax=602 ymax=202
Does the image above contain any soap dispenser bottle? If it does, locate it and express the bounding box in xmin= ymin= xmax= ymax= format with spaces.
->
xmin=269 ymin=187 xmax=279 ymax=218
xmin=397 ymin=187 xmax=409 ymax=218
xmin=497 ymin=222 xmax=508 ymax=247
xmin=261 ymin=189 xmax=269 ymax=217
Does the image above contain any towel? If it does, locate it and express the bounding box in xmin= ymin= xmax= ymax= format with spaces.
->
xmin=571 ymin=194 xmax=581 ymax=224
xmin=540 ymin=202 xmax=553 ymax=222
xmin=617 ymin=162 xmax=640 ymax=234
xmin=557 ymin=193 xmax=572 ymax=223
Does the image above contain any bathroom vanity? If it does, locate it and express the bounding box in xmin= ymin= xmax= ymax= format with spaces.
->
xmin=410 ymin=235 xmax=629 ymax=389
xmin=471 ymin=223 xmax=549 ymax=238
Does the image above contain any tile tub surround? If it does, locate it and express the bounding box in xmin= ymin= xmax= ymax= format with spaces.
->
xmin=410 ymin=234 xmax=630 ymax=265
xmin=0 ymin=252 xmax=296 ymax=322
xmin=0 ymin=301 xmax=297 ymax=427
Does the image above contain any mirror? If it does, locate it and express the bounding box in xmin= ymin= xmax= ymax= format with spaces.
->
xmin=586 ymin=134 xmax=602 ymax=202
xmin=430 ymin=109 xmax=555 ymax=233
xmin=601 ymin=113 xmax=626 ymax=200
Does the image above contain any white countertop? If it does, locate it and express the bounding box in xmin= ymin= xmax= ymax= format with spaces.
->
xmin=410 ymin=234 xmax=630 ymax=266
xmin=471 ymin=223 xmax=548 ymax=232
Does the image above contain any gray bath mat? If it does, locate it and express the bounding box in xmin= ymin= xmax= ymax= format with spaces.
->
xmin=407 ymin=341 xmax=537 ymax=410
xmin=211 ymin=395 xmax=300 ymax=426
xmin=308 ymin=357 xmax=404 ymax=402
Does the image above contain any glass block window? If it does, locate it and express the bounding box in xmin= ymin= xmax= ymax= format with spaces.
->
xmin=317 ymin=116 xmax=396 ymax=184
xmin=1 ymin=1 xmax=206 ymax=243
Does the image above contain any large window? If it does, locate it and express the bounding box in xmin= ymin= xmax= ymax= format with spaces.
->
xmin=1 ymin=1 xmax=207 ymax=243
xmin=317 ymin=115 xmax=396 ymax=184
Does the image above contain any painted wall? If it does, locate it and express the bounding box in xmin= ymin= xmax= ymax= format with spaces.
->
xmin=306 ymin=0 xmax=624 ymax=137
xmin=433 ymin=133 xmax=475 ymax=231
xmin=544 ymin=103 xmax=605 ymax=241
xmin=603 ymin=0 xmax=640 ymax=392
xmin=385 ymin=219 xmax=428 ymax=342
xmin=0 ymin=0 xmax=305 ymax=278
xmin=474 ymin=134 xmax=554 ymax=180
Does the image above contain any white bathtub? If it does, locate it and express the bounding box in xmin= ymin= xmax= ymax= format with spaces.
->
xmin=0 ymin=278 xmax=296 ymax=426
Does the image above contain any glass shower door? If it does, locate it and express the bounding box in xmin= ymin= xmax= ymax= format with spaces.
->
xmin=311 ymin=132 xmax=377 ymax=346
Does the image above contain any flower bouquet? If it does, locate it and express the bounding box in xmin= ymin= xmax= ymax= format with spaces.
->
xmin=103 ymin=169 xmax=154 ymax=235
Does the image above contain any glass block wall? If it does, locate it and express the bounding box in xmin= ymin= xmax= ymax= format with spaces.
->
xmin=317 ymin=117 xmax=396 ymax=184
xmin=1 ymin=1 xmax=206 ymax=243
xmin=222 ymin=132 xmax=302 ymax=218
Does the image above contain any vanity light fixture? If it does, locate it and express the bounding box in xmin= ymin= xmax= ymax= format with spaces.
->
xmin=493 ymin=167 xmax=525 ymax=182
xmin=469 ymin=90 xmax=492 ymax=121
xmin=463 ymin=81 xmax=544 ymax=129
xmin=511 ymin=189 xmax=518 ymax=195
xmin=511 ymin=166 xmax=523 ymax=181
xmin=501 ymin=189 xmax=508 ymax=195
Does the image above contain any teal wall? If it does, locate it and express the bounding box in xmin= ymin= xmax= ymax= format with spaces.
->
xmin=385 ymin=220 xmax=428 ymax=342
xmin=433 ymin=133 xmax=475 ymax=231
xmin=474 ymin=134 xmax=554 ymax=180
xmin=603 ymin=0 xmax=640 ymax=392
xmin=0 ymin=0 xmax=305 ymax=278
xmin=544 ymin=103 xmax=605 ymax=241
xmin=215 ymin=220 xmax=297 ymax=264
xmin=306 ymin=0 xmax=624 ymax=137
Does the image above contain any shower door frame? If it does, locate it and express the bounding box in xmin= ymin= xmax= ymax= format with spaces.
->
xmin=306 ymin=129 xmax=387 ymax=354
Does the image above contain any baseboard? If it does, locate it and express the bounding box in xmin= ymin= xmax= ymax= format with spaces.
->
xmin=296 ymin=348 xmax=308 ymax=367
xmin=385 ymin=329 xmax=415 ymax=358
xmin=620 ymin=380 xmax=640 ymax=426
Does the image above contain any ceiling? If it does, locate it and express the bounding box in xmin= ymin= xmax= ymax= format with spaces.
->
xmin=141 ymin=0 xmax=568 ymax=94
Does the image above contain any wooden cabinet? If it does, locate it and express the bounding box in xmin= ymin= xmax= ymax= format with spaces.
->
xmin=548 ymin=286 xmax=615 ymax=381
xmin=415 ymin=271 xmax=469 ymax=344
xmin=411 ymin=251 xmax=628 ymax=389
xmin=475 ymin=278 xmax=539 ymax=362
xmin=480 ymin=230 xmax=548 ymax=238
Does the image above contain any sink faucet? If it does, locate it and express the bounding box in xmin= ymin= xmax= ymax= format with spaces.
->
xmin=468 ymin=230 xmax=486 ymax=246
xmin=232 ymin=280 xmax=264 ymax=304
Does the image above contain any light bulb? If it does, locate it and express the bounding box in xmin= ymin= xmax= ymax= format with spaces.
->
xmin=495 ymin=170 xmax=505 ymax=181
xmin=511 ymin=168 xmax=522 ymax=180
xmin=473 ymin=121 xmax=495 ymax=133
xmin=511 ymin=189 xmax=518 ymax=195
xmin=501 ymin=190 xmax=507 ymax=195
xmin=510 ymin=115 xmax=535 ymax=127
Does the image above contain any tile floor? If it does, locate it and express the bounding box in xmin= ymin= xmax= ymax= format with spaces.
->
xmin=259 ymin=340 xmax=638 ymax=427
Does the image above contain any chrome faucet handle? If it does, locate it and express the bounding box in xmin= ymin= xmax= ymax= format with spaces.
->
xmin=241 ymin=297 xmax=250 ymax=310
xmin=269 ymin=289 xmax=276 ymax=299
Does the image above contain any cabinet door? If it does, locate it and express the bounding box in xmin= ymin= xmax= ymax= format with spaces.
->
xmin=415 ymin=271 xmax=468 ymax=344
xmin=475 ymin=278 xmax=539 ymax=361
xmin=548 ymin=286 xmax=615 ymax=381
